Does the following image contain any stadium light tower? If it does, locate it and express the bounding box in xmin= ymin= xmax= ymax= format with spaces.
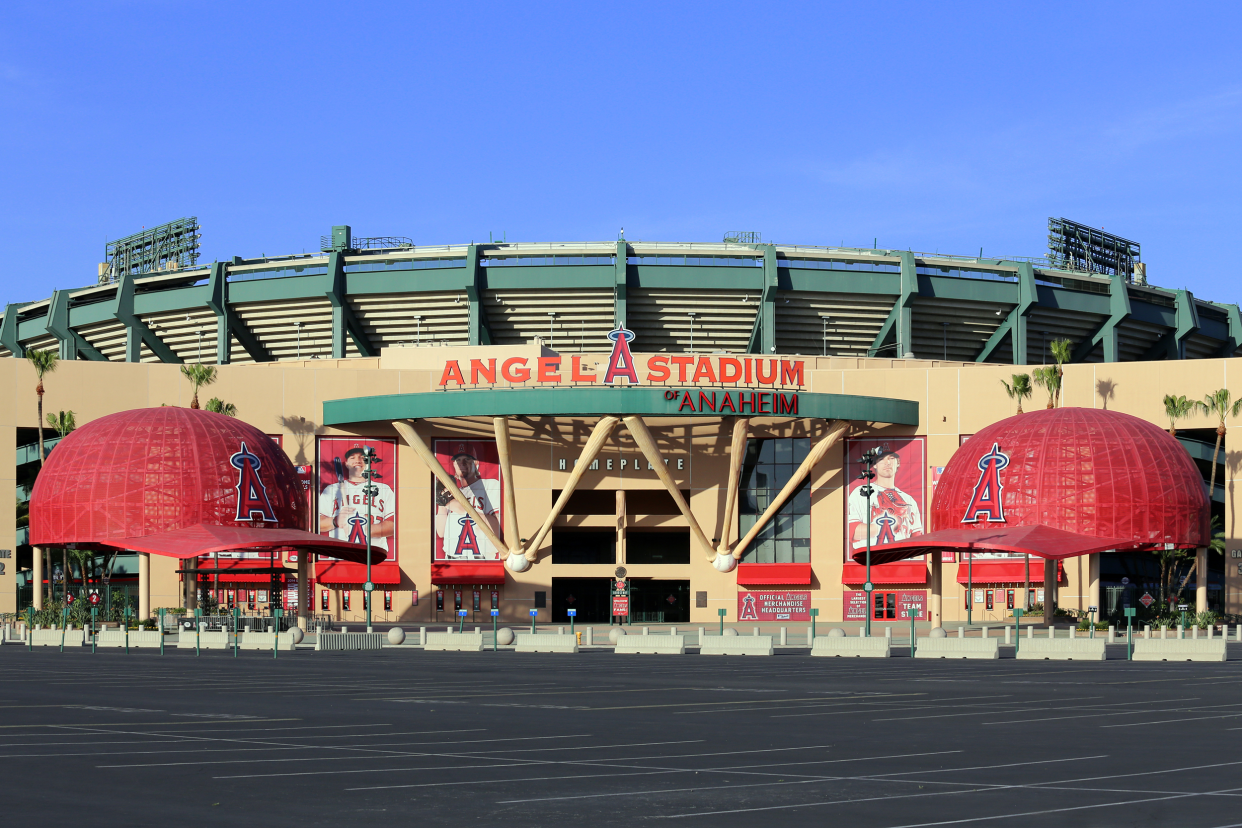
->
xmin=856 ymin=446 xmax=882 ymax=637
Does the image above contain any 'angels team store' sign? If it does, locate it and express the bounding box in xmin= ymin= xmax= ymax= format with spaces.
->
xmin=437 ymin=327 xmax=806 ymax=389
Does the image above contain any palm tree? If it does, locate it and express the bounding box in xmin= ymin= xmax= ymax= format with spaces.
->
xmin=1049 ymin=338 xmax=1072 ymax=407
xmin=204 ymin=398 xmax=237 ymax=416
xmin=1000 ymin=374 xmax=1033 ymax=414
xmin=26 ymin=348 xmax=58 ymax=466
xmin=1032 ymin=366 xmax=1060 ymax=409
xmin=180 ymin=364 xmax=217 ymax=409
xmin=1162 ymin=394 xmax=1195 ymax=437
xmin=46 ymin=410 xmax=76 ymax=438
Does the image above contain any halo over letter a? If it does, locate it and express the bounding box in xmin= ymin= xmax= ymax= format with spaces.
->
xmin=231 ymin=442 xmax=278 ymax=523
xmin=603 ymin=326 xmax=639 ymax=384
xmin=962 ymin=443 xmax=1009 ymax=524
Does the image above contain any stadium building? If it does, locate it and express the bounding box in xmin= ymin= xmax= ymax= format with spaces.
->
xmin=2 ymin=223 xmax=1238 ymax=627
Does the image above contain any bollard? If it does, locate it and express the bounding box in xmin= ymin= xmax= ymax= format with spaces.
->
xmin=1143 ymin=624 xmax=1149 ymax=639
xmin=957 ymin=626 xmax=964 ymax=639
xmin=884 ymin=627 xmax=892 ymax=640
xmin=858 ymin=626 xmax=865 ymax=637
xmin=670 ymin=626 xmax=677 ymax=636
xmin=558 ymin=626 xmax=565 ymax=635
xmin=419 ymin=626 xmax=426 ymax=646
xmin=585 ymin=626 xmax=593 ymax=646
xmin=982 ymin=626 xmax=989 ymax=639
xmin=780 ymin=627 xmax=787 ymax=646
xmin=1208 ymin=625 xmax=1214 ymax=640
xmin=643 ymin=626 xmax=649 ymax=636
xmin=698 ymin=626 xmax=704 ymax=646
xmin=1004 ymin=626 xmax=1011 ymax=645
xmin=1048 ymin=626 xmax=1054 ymax=639
xmin=753 ymin=627 xmax=760 ymax=637
xmin=1193 ymin=626 xmax=1199 ymax=640
xmin=1160 ymin=625 xmax=1167 ymax=640
xmin=1178 ymin=625 xmax=1185 ymax=640
xmin=1070 ymin=627 xmax=1076 ymax=639
xmin=1108 ymin=626 xmax=1116 ymax=644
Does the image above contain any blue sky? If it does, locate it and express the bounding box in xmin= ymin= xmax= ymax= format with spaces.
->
xmin=1 ymin=1 xmax=1239 ymax=303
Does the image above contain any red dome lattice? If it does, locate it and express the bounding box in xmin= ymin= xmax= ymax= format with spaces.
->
xmin=932 ymin=407 xmax=1209 ymax=547
xmin=29 ymin=407 xmax=307 ymax=545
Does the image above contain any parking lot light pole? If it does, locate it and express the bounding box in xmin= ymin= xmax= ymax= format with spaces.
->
xmin=1014 ymin=607 xmax=1024 ymax=655
xmin=233 ymin=605 xmax=240 ymax=658
xmin=718 ymin=607 xmax=726 ymax=636
xmin=60 ymin=607 xmax=68 ymax=652
xmin=857 ymin=447 xmax=880 ymax=637
xmin=195 ymin=608 xmax=201 ymax=656
xmin=273 ymin=607 xmax=282 ymax=659
xmin=363 ymin=447 xmax=382 ymax=634
xmin=809 ymin=608 xmax=818 ymax=642
xmin=90 ymin=606 xmax=97 ymax=654
xmin=158 ymin=608 xmax=165 ymax=656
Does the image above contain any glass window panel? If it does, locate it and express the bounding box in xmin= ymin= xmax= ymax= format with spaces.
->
xmin=757 ymin=441 xmax=775 ymax=463
xmin=740 ymin=491 xmax=758 ymax=515
xmin=792 ymin=513 xmax=811 ymax=539
xmin=739 ymin=514 xmax=756 ymax=533
xmin=773 ymin=464 xmax=793 ymax=488
xmin=774 ymin=440 xmax=793 ymax=464
xmin=793 ymin=544 xmax=811 ymax=564
xmin=753 ymin=465 xmax=772 ymax=488
xmin=744 ymin=440 xmax=762 ymax=465
xmin=793 ymin=438 xmax=811 ymax=463
xmin=774 ymin=540 xmax=794 ymax=563
xmin=751 ymin=489 xmax=770 ymax=512
xmin=792 ymin=486 xmax=811 ymax=514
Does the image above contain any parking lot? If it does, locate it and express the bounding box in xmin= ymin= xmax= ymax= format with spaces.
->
xmin=4 ymin=648 xmax=1242 ymax=827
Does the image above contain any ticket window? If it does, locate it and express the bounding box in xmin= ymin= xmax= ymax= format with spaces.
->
xmin=342 ymin=591 xmax=351 ymax=612
xmin=248 ymin=590 xmax=256 ymax=611
xmin=321 ymin=590 xmax=329 ymax=612
xmin=472 ymin=589 xmax=481 ymax=615
xmin=227 ymin=589 xmax=235 ymax=608
xmin=1006 ymin=590 xmax=1016 ymax=610
xmin=436 ymin=590 xmax=445 ymax=615
xmin=454 ymin=590 xmax=463 ymax=612
xmin=384 ymin=591 xmax=393 ymax=612
xmin=985 ymin=590 xmax=995 ymax=611
xmin=490 ymin=589 xmax=499 ymax=610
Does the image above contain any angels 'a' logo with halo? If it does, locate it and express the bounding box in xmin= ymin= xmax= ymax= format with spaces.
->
xmin=230 ymin=442 xmax=278 ymax=523
xmin=603 ymin=326 xmax=639 ymax=384
xmin=962 ymin=443 xmax=1010 ymax=524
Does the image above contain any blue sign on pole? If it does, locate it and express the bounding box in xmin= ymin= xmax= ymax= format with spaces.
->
xmin=529 ymin=609 xmax=538 ymax=617
xmin=490 ymin=609 xmax=499 ymax=617
xmin=567 ymin=609 xmax=577 ymax=617
xmin=458 ymin=610 xmax=468 ymax=617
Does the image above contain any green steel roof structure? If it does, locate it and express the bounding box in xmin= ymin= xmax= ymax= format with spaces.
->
xmin=2 ymin=230 xmax=1238 ymax=366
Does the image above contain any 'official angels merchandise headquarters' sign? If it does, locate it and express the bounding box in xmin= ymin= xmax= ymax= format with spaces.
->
xmin=737 ymin=591 xmax=811 ymax=622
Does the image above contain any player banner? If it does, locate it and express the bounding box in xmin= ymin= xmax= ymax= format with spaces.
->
xmin=433 ymin=439 xmax=504 ymax=560
xmin=844 ymin=437 xmax=926 ymax=557
xmin=737 ymin=591 xmax=811 ymax=621
xmin=317 ymin=437 xmax=398 ymax=561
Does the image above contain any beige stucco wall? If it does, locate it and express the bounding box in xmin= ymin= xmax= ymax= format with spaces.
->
xmin=3 ymin=348 xmax=1237 ymax=623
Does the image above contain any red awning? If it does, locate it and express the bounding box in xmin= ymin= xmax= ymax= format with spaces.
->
xmin=955 ymin=559 xmax=1062 ymax=585
xmin=431 ymin=561 xmax=506 ymax=585
xmin=96 ymin=523 xmax=386 ymax=564
xmin=315 ymin=560 xmax=402 ymax=585
xmin=841 ymin=561 xmax=928 ymax=585
xmin=193 ymin=559 xmax=292 ymax=584
xmin=736 ymin=563 xmax=812 ymax=585
xmin=851 ymin=524 xmax=1140 ymax=567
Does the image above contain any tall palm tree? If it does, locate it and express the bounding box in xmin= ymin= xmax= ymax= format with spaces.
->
xmin=46 ymin=410 xmax=76 ymax=438
xmin=180 ymin=364 xmax=217 ymax=409
xmin=1032 ymin=366 xmax=1060 ymax=409
xmin=26 ymin=348 xmax=58 ymax=466
xmin=1000 ymin=373 xmax=1033 ymax=414
xmin=1173 ymin=390 xmax=1242 ymax=608
xmin=204 ymin=398 xmax=237 ymax=416
xmin=1162 ymin=394 xmax=1195 ymax=436
xmin=1049 ymin=339 xmax=1072 ymax=407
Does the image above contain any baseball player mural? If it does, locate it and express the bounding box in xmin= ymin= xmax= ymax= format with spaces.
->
xmin=845 ymin=438 xmax=926 ymax=553
xmin=317 ymin=438 xmax=398 ymax=558
xmin=433 ymin=440 xmax=504 ymax=560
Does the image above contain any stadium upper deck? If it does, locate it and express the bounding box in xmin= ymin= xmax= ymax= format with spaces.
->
xmin=1 ymin=231 xmax=1235 ymax=366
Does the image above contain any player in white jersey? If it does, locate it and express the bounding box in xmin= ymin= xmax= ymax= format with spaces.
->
xmin=318 ymin=446 xmax=396 ymax=552
xmin=847 ymin=449 xmax=923 ymax=550
xmin=435 ymin=451 xmax=503 ymax=559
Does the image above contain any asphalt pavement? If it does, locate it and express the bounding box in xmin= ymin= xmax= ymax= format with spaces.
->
xmin=2 ymin=646 xmax=1240 ymax=827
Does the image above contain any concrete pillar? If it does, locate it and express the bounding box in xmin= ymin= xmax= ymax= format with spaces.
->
xmin=1108 ymin=626 xmax=1115 ymax=643
xmin=1027 ymin=626 xmax=1033 ymax=639
xmin=884 ymin=627 xmax=891 ymax=639
xmin=981 ymin=626 xmax=989 ymax=638
xmin=1043 ymin=556 xmax=1055 ymax=626
xmin=32 ymin=546 xmax=43 ymax=610
xmin=929 ymin=554 xmax=943 ymax=628
xmin=670 ymin=626 xmax=677 ymax=636
xmin=1196 ymin=547 xmax=1208 ymax=613
xmin=138 ymin=552 xmax=151 ymax=620
xmin=957 ymin=626 xmax=964 ymax=639
xmin=296 ymin=552 xmax=309 ymax=631
xmin=753 ymin=627 xmax=759 ymax=636
xmin=1004 ymin=626 xmax=1011 ymax=645
xmin=419 ymin=626 xmax=426 ymax=645
xmin=780 ymin=627 xmax=787 ymax=646
xmin=616 ymin=489 xmax=626 ymax=566
xmin=697 ymin=626 xmax=704 ymax=644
